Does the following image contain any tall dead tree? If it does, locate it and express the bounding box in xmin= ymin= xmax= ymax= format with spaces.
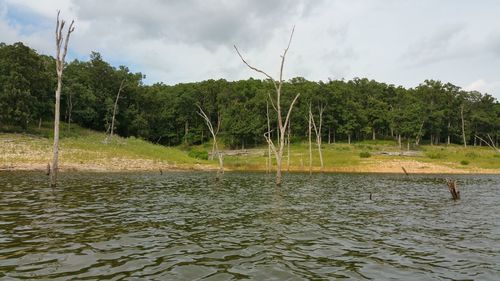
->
xmin=197 ymin=105 xmax=224 ymax=180
xmin=461 ymin=104 xmax=467 ymax=148
xmin=310 ymin=103 xmax=325 ymax=170
xmin=266 ymin=100 xmax=271 ymax=173
xmin=286 ymin=119 xmax=291 ymax=171
xmin=235 ymin=26 xmax=300 ymax=186
xmin=110 ymin=79 xmax=125 ymax=138
xmin=50 ymin=11 xmax=75 ymax=187
xmin=308 ymin=103 xmax=313 ymax=175
xmin=208 ymin=111 xmax=221 ymax=161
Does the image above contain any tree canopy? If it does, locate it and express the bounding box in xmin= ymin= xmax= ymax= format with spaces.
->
xmin=1 ymin=42 xmax=498 ymax=148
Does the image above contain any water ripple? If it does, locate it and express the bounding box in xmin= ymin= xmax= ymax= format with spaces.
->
xmin=0 ymin=171 xmax=499 ymax=280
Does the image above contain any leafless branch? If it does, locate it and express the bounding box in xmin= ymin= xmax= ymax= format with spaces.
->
xmin=475 ymin=134 xmax=499 ymax=153
xmin=279 ymin=25 xmax=295 ymax=85
xmin=234 ymin=45 xmax=279 ymax=92
xmin=283 ymin=93 xmax=300 ymax=130
xmin=267 ymin=92 xmax=277 ymax=112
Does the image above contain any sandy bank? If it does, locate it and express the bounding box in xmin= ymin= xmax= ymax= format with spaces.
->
xmin=2 ymin=159 xmax=499 ymax=174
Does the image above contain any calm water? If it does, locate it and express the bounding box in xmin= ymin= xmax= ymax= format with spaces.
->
xmin=0 ymin=172 xmax=499 ymax=280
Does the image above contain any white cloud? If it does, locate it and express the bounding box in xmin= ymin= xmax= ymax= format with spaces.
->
xmin=464 ymin=79 xmax=500 ymax=96
xmin=4 ymin=0 xmax=76 ymax=19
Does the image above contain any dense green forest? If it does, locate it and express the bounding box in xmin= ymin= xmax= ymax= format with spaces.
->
xmin=1 ymin=42 xmax=499 ymax=148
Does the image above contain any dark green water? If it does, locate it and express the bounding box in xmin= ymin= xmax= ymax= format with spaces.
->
xmin=0 ymin=172 xmax=499 ymax=280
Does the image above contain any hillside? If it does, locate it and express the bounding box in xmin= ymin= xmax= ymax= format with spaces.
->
xmin=1 ymin=125 xmax=499 ymax=174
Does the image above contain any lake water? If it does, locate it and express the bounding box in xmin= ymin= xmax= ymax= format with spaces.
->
xmin=0 ymin=171 xmax=499 ymax=280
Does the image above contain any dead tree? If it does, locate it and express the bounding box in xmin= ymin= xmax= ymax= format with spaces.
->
xmin=401 ymin=166 xmax=409 ymax=177
xmin=235 ymin=26 xmax=300 ymax=186
xmin=415 ymin=120 xmax=425 ymax=146
xmin=208 ymin=111 xmax=221 ymax=161
xmin=310 ymin=103 xmax=325 ymax=170
xmin=266 ymin=100 xmax=271 ymax=173
xmin=308 ymin=103 xmax=313 ymax=175
xmin=446 ymin=179 xmax=460 ymax=200
xmin=197 ymin=105 xmax=224 ymax=180
xmin=475 ymin=134 xmax=500 ymax=154
xmin=461 ymin=105 xmax=467 ymax=148
xmin=286 ymin=119 xmax=291 ymax=171
xmin=105 ymin=79 xmax=126 ymax=143
xmin=65 ymin=90 xmax=73 ymax=132
xmin=110 ymin=79 xmax=125 ymax=138
xmin=50 ymin=11 xmax=75 ymax=187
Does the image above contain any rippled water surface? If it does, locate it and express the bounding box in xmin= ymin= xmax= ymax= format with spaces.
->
xmin=1 ymin=172 xmax=499 ymax=280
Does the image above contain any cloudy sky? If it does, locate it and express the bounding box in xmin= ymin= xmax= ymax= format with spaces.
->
xmin=1 ymin=0 xmax=499 ymax=99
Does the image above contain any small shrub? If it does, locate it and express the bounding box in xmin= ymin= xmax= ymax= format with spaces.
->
xmin=465 ymin=152 xmax=478 ymax=158
xmin=359 ymin=151 xmax=371 ymax=158
xmin=460 ymin=160 xmax=470 ymax=165
xmin=426 ymin=151 xmax=444 ymax=159
xmin=188 ymin=148 xmax=208 ymax=160
xmin=335 ymin=146 xmax=350 ymax=151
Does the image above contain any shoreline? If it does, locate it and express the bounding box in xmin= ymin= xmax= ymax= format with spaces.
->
xmin=2 ymin=161 xmax=499 ymax=175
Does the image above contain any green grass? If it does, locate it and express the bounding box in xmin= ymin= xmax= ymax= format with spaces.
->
xmin=0 ymin=123 xmax=206 ymax=168
xmin=419 ymin=145 xmax=500 ymax=170
xmin=223 ymin=141 xmax=500 ymax=171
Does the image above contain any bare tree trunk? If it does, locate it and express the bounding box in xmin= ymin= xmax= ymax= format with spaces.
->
xmin=287 ymin=118 xmax=291 ymax=172
xmin=67 ymin=91 xmax=72 ymax=132
xmin=447 ymin=179 xmax=460 ymax=200
xmin=415 ymin=121 xmax=424 ymax=146
xmin=110 ymin=79 xmax=125 ymax=139
xmin=38 ymin=118 xmax=42 ymax=129
xmin=446 ymin=121 xmax=451 ymax=145
xmin=461 ymin=105 xmax=467 ymax=148
xmin=372 ymin=128 xmax=376 ymax=140
xmin=197 ymin=105 xmax=224 ymax=179
xmin=328 ymin=126 xmax=331 ymax=144
xmin=235 ymin=26 xmax=299 ymax=186
xmin=266 ymin=100 xmax=271 ymax=173
xmin=348 ymin=134 xmax=351 ymax=145
xmin=184 ymin=121 xmax=189 ymax=144
xmin=398 ymin=134 xmax=401 ymax=148
xmin=308 ymin=103 xmax=312 ymax=175
xmin=50 ymin=11 xmax=75 ymax=187
xmin=310 ymin=103 xmax=325 ymax=171
xmin=209 ymin=140 xmax=215 ymax=160
xmin=318 ymin=105 xmax=324 ymax=170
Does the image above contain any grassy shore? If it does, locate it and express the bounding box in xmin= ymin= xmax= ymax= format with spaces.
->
xmin=1 ymin=124 xmax=499 ymax=174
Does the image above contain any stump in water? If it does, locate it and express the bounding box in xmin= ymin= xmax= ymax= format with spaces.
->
xmin=446 ymin=179 xmax=460 ymax=200
xmin=401 ymin=167 xmax=409 ymax=177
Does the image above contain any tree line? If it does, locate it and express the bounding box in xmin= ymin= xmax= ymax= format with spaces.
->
xmin=1 ymin=41 xmax=499 ymax=148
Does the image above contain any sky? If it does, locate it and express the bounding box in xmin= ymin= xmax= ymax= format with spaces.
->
xmin=1 ymin=0 xmax=499 ymax=100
